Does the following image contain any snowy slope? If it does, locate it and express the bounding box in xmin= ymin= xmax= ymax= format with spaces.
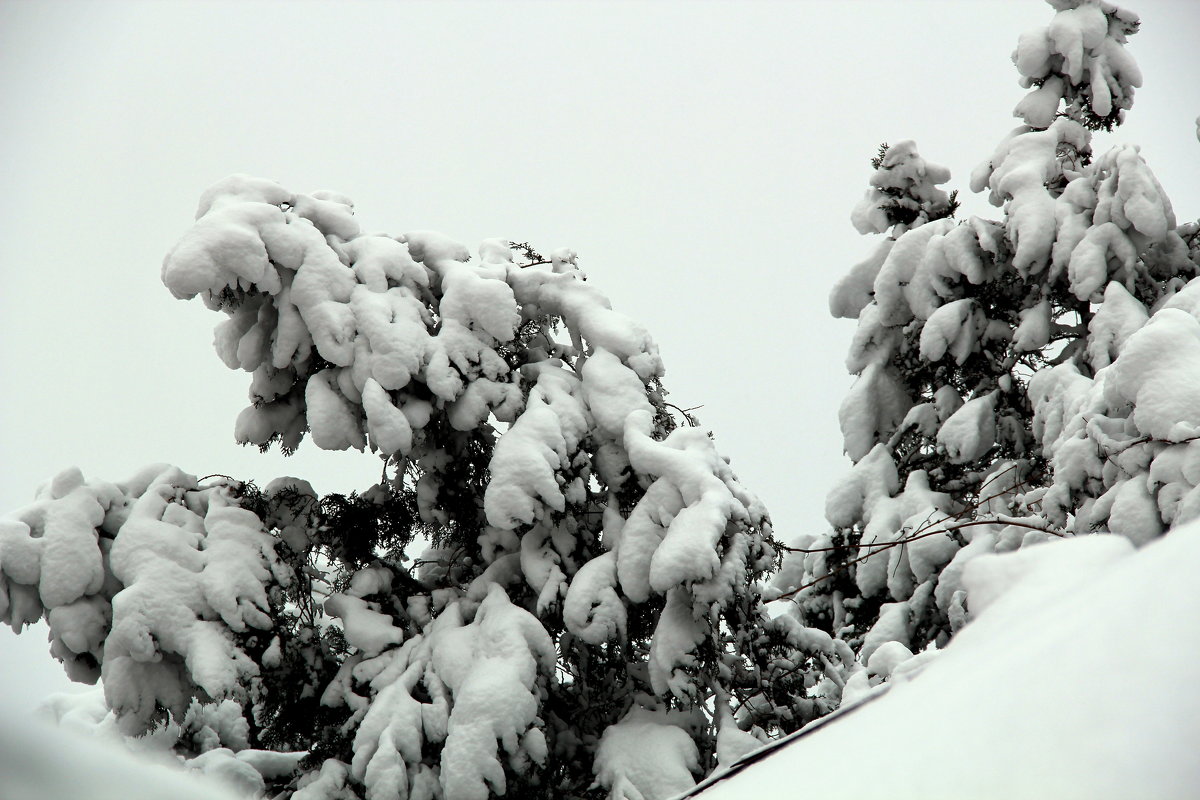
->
xmin=0 ymin=708 xmax=242 ymax=800
xmin=683 ymin=522 xmax=1200 ymax=800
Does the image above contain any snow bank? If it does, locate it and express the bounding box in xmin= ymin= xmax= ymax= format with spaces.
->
xmin=0 ymin=707 xmax=244 ymax=800
xmin=684 ymin=521 xmax=1200 ymax=800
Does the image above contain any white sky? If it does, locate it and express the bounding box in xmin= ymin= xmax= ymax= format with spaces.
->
xmin=2 ymin=0 xmax=1197 ymax=713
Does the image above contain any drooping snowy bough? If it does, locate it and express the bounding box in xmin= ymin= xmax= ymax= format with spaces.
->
xmin=2 ymin=175 xmax=847 ymax=799
xmin=776 ymin=0 xmax=1199 ymax=704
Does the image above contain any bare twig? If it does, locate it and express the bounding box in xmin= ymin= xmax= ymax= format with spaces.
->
xmin=198 ymin=473 xmax=239 ymax=484
xmin=664 ymin=402 xmax=704 ymax=425
xmin=775 ymin=468 xmax=1064 ymax=600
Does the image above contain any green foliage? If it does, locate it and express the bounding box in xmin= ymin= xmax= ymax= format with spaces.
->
xmin=870 ymin=142 xmax=889 ymax=171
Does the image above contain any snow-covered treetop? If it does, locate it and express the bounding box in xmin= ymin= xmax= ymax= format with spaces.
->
xmin=850 ymin=141 xmax=956 ymax=237
xmin=161 ymin=173 xmax=663 ymax=458
xmin=1012 ymin=0 xmax=1142 ymax=131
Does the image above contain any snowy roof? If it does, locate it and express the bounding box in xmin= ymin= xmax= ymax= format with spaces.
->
xmin=678 ymin=521 xmax=1200 ymax=800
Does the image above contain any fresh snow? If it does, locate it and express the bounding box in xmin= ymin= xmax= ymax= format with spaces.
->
xmin=0 ymin=703 xmax=244 ymax=800
xmin=686 ymin=521 xmax=1200 ymax=800
xmin=595 ymin=707 xmax=701 ymax=800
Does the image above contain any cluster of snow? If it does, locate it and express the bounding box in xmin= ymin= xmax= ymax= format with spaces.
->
xmin=161 ymin=176 xmax=662 ymax=458
xmin=312 ymin=384 xmax=783 ymax=797
xmin=1059 ymin=142 xmax=1178 ymax=299
xmin=594 ymin=707 xmax=701 ymax=800
xmin=832 ymin=201 xmax=1012 ymax=465
xmin=33 ymin=686 xmax=307 ymax=797
xmin=820 ymin=0 xmax=1185 ymax=571
xmin=849 ymin=140 xmax=954 ymax=236
xmin=1011 ymin=0 xmax=1142 ymax=128
xmin=33 ymin=681 xmax=309 ymax=796
xmin=24 ymin=545 xmax=563 ymax=800
xmin=970 ymin=119 xmax=1177 ymax=299
xmin=1031 ymin=278 xmax=1200 ymax=540
xmin=777 ymin=445 xmax=1012 ymax=675
xmin=973 ymin=117 xmax=1090 ymax=273
xmin=320 ymin=583 xmax=554 ymax=800
xmin=0 ymin=465 xmax=287 ymax=733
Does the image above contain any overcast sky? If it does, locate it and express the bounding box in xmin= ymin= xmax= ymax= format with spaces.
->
xmin=2 ymin=0 xmax=1197 ymax=713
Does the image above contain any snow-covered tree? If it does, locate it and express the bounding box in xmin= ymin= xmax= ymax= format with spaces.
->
xmin=776 ymin=0 xmax=1199 ymax=698
xmin=5 ymin=2 xmax=1196 ymax=796
xmin=1 ymin=175 xmax=851 ymax=799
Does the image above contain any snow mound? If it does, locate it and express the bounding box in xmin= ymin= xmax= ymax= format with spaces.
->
xmin=686 ymin=520 xmax=1200 ymax=799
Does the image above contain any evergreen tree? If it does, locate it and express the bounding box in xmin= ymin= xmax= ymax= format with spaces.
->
xmin=776 ymin=0 xmax=1199 ymax=701
xmin=3 ymin=3 xmax=1197 ymax=797
xmin=1 ymin=178 xmax=850 ymax=799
